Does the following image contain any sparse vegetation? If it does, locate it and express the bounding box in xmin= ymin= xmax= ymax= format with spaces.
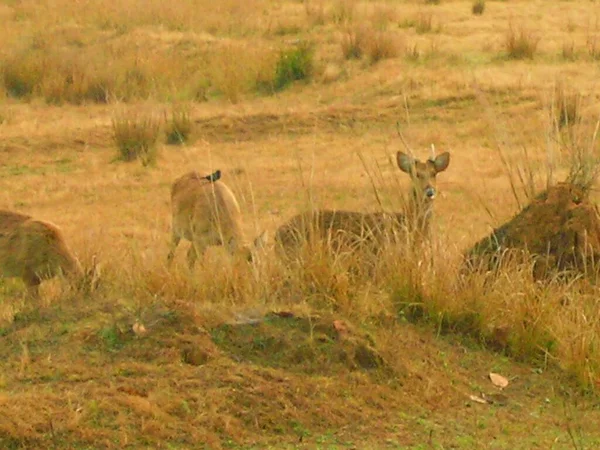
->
xmin=504 ymin=23 xmax=539 ymax=59
xmin=112 ymin=112 xmax=161 ymax=165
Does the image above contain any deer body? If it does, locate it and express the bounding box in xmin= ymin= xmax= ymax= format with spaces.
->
xmin=275 ymin=150 xmax=450 ymax=257
xmin=167 ymin=170 xmax=266 ymax=268
xmin=0 ymin=210 xmax=84 ymax=296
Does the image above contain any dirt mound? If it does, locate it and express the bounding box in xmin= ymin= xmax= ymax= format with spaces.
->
xmin=465 ymin=182 xmax=600 ymax=279
xmin=210 ymin=312 xmax=392 ymax=377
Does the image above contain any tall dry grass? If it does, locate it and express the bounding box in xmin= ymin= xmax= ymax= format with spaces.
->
xmin=3 ymin=0 xmax=600 ymax=397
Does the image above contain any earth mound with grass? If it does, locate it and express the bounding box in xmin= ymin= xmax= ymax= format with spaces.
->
xmin=211 ymin=312 xmax=390 ymax=376
xmin=465 ymin=182 xmax=600 ymax=279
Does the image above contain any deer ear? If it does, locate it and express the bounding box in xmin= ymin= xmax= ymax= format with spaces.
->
xmin=433 ymin=152 xmax=450 ymax=173
xmin=397 ymin=151 xmax=414 ymax=173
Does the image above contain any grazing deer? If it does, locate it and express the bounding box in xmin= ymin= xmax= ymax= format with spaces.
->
xmin=275 ymin=138 xmax=450 ymax=259
xmin=167 ymin=169 xmax=267 ymax=268
xmin=0 ymin=210 xmax=85 ymax=297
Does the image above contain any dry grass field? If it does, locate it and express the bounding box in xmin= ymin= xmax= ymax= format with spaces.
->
xmin=3 ymin=0 xmax=600 ymax=448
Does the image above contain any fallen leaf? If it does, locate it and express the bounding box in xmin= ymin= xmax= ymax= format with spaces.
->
xmin=489 ymin=372 xmax=509 ymax=389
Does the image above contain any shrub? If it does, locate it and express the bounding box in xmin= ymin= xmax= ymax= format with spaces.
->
xmin=274 ymin=43 xmax=314 ymax=91
xmin=472 ymin=0 xmax=485 ymax=15
xmin=504 ymin=23 xmax=539 ymax=59
xmin=112 ymin=112 xmax=161 ymax=166
xmin=165 ymin=105 xmax=193 ymax=145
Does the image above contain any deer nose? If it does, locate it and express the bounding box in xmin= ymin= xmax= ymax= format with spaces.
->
xmin=425 ymin=187 xmax=436 ymax=199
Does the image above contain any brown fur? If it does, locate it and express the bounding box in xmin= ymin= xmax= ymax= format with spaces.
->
xmin=0 ymin=210 xmax=84 ymax=296
xmin=275 ymin=151 xmax=450 ymax=258
xmin=167 ymin=171 xmax=266 ymax=268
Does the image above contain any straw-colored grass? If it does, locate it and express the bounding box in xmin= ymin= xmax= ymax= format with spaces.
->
xmin=3 ymin=0 xmax=600 ymax=447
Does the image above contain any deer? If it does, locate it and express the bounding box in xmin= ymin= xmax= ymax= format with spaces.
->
xmin=0 ymin=210 xmax=87 ymax=297
xmin=167 ymin=169 xmax=267 ymax=269
xmin=275 ymin=127 xmax=450 ymax=260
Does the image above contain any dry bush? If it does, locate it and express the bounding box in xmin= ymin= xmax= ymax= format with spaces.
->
xmin=504 ymin=23 xmax=539 ymax=59
xmin=472 ymin=0 xmax=485 ymax=15
xmin=165 ymin=105 xmax=193 ymax=145
xmin=112 ymin=111 xmax=162 ymax=166
xmin=0 ymin=39 xmax=186 ymax=104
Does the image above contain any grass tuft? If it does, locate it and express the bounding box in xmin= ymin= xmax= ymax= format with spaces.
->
xmin=112 ymin=111 xmax=161 ymax=166
xmin=504 ymin=23 xmax=539 ymax=60
xmin=341 ymin=25 xmax=398 ymax=63
xmin=552 ymin=82 xmax=581 ymax=131
xmin=165 ymin=105 xmax=193 ymax=145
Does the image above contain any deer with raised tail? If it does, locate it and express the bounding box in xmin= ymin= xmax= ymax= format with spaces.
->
xmin=167 ymin=169 xmax=267 ymax=268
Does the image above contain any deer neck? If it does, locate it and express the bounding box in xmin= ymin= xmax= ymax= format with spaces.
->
xmin=406 ymin=189 xmax=434 ymax=236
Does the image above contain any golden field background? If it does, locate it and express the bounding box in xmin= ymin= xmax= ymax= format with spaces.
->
xmin=2 ymin=0 xmax=600 ymax=448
